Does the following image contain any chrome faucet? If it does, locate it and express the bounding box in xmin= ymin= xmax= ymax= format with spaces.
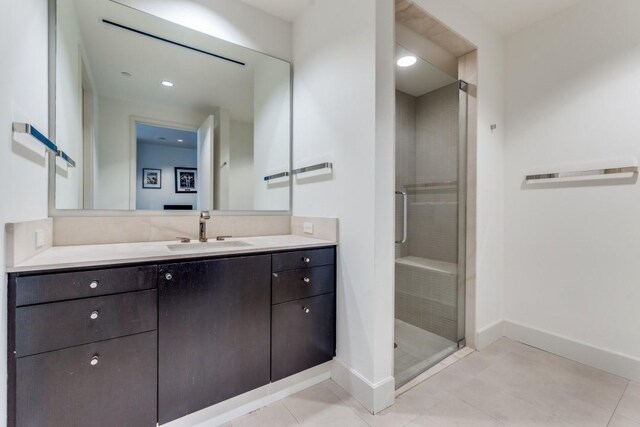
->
xmin=199 ymin=211 xmax=210 ymax=242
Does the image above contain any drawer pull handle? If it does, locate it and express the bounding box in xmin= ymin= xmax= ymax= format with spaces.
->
xmin=302 ymin=307 xmax=310 ymax=314
xmin=303 ymin=257 xmax=310 ymax=263
xmin=165 ymin=273 xmax=173 ymax=281
xmin=90 ymin=311 xmax=99 ymax=320
xmin=89 ymin=280 xmax=99 ymax=289
xmin=303 ymin=277 xmax=311 ymax=284
xmin=90 ymin=356 xmax=99 ymax=366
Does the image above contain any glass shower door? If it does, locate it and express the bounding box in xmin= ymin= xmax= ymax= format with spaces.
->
xmin=394 ymin=79 xmax=467 ymax=388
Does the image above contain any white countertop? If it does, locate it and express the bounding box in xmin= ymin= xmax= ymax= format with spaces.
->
xmin=8 ymin=235 xmax=336 ymax=273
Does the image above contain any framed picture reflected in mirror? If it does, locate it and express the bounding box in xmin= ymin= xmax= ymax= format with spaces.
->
xmin=175 ymin=167 xmax=197 ymax=193
xmin=142 ymin=168 xmax=161 ymax=189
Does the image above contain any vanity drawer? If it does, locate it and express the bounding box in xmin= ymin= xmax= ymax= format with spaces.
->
xmin=271 ymin=293 xmax=335 ymax=381
xmin=15 ymin=290 xmax=157 ymax=357
xmin=16 ymin=331 xmax=157 ymax=427
xmin=272 ymin=265 xmax=335 ymax=304
xmin=272 ymin=247 xmax=335 ymax=272
xmin=15 ymin=265 xmax=157 ymax=306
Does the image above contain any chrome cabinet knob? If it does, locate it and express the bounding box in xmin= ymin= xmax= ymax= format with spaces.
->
xmin=303 ymin=277 xmax=311 ymax=284
xmin=89 ymin=280 xmax=99 ymax=289
xmin=302 ymin=307 xmax=310 ymax=314
xmin=90 ymin=311 xmax=99 ymax=320
xmin=90 ymin=356 xmax=99 ymax=366
xmin=302 ymin=257 xmax=310 ymax=263
xmin=165 ymin=273 xmax=173 ymax=281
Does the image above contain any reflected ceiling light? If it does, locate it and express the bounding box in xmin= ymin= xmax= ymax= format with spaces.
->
xmin=161 ymin=80 xmax=174 ymax=87
xmin=397 ymin=56 xmax=417 ymax=67
xmin=177 ymin=139 xmax=184 ymax=142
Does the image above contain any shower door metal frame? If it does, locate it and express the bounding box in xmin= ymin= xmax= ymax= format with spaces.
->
xmin=456 ymin=80 xmax=469 ymax=347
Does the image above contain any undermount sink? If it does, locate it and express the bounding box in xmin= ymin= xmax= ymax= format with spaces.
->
xmin=166 ymin=240 xmax=252 ymax=252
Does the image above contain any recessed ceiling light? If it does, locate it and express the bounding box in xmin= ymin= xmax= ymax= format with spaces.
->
xmin=161 ymin=80 xmax=174 ymax=87
xmin=397 ymin=56 xmax=417 ymax=67
xmin=177 ymin=139 xmax=184 ymax=142
xmin=121 ymin=71 xmax=132 ymax=77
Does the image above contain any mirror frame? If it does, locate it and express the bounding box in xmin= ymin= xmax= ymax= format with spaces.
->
xmin=47 ymin=0 xmax=293 ymax=217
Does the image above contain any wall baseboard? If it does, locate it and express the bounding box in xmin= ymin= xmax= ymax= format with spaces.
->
xmin=479 ymin=320 xmax=640 ymax=382
xmin=331 ymin=357 xmax=395 ymax=414
xmin=503 ymin=320 xmax=640 ymax=383
xmin=476 ymin=319 xmax=505 ymax=350
xmin=165 ymin=362 xmax=332 ymax=427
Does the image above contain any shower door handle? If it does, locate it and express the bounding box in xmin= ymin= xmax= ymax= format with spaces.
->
xmin=395 ymin=190 xmax=407 ymax=244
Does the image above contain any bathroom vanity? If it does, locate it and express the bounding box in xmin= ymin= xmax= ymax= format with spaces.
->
xmin=7 ymin=243 xmax=336 ymax=426
xmin=5 ymin=0 xmax=340 ymax=423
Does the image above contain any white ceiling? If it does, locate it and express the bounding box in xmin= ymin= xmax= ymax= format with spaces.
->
xmin=455 ymin=0 xmax=585 ymax=35
xmin=239 ymin=0 xmax=584 ymax=35
xmin=72 ymin=0 xmax=288 ymax=122
xmin=395 ymin=45 xmax=456 ymax=97
xmin=239 ymin=0 xmax=312 ymax=22
xmin=136 ymin=123 xmax=197 ymax=149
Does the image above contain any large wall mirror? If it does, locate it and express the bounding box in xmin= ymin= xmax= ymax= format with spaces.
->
xmin=52 ymin=0 xmax=291 ymax=213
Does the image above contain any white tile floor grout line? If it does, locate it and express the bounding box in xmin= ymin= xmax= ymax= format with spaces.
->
xmin=606 ymin=380 xmax=630 ymax=427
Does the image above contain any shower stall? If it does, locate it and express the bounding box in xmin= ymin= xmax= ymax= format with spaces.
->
xmin=394 ymin=47 xmax=467 ymax=388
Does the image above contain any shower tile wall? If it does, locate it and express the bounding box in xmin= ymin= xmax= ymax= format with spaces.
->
xmin=395 ymin=83 xmax=459 ymax=342
xmin=395 ymin=91 xmax=416 ymax=260
xmin=411 ymin=83 xmax=459 ymax=264
xmin=395 ymin=264 xmax=457 ymax=341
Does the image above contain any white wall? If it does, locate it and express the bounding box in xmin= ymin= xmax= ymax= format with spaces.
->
xmin=410 ymin=0 xmax=506 ymax=347
xmin=229 ymin=120 xmax=254 ymax=210
xmin=504 ymin=0 xmax=640 ymax=373
xmin=114 ymin=0 xmax=292 ymax=61
xmin=136 ymin=142 xmax=197 ymax=210
xmin=94 ymin=96 xmax=206 ymax=210
xmin=0 ymin=0 xmax=50 ymax=422
xmin=55 ymin=0 xmax=84 ymax=209
xmin=292 ymin=0 xmax=396 ymax=412
xmin=253 ymin=59 xmax=291 ymax=211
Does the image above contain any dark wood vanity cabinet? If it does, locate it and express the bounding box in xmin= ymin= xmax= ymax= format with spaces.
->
xmin=8 ymin=266 xmax=158 ymax=427
xmin=157 ymin=255 xmax=272 ymax=424
xmin=7 ymin=246 xmax=336 ymax=427
xmin=271 ymin=248 xmax=336 ymax=382
xmin=16 ymin=332 xmax=157 ymax=427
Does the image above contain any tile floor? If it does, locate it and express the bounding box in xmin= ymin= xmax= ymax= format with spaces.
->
xmin=224 ymin=338 xmax=639 ymax=427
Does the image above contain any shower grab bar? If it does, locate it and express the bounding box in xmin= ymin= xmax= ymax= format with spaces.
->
xmin=525 ymin=166 xmax=638 ymax=181
xmin=12 ymin=122 xmax=76 ymax=167
xmin=406 ymin=180 xmax=457 ymax=188
xmin=263 ymin=171 xmax=289 ymax=181
xmin=395 ymin=190 xmax=407 ymax=244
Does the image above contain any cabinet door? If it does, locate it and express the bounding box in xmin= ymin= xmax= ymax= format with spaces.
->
xmin=271 ymin=293 xmax=336 ymax=381
xmin=16 ymin=331 xmax=157 ymax=427
xmin=158 ymin=255 xmax=271 ymax=424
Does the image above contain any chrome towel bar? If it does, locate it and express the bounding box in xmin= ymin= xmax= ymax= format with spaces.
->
xmin=525 ymin=166 xmax=638 ymax=181
xmin=263 ymin=171 xmax=289 ymax=181
xmin=12 ymin=122 xmax=76 ymax=167
xmin=292 ymin=162 xmax=333 ymax=175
